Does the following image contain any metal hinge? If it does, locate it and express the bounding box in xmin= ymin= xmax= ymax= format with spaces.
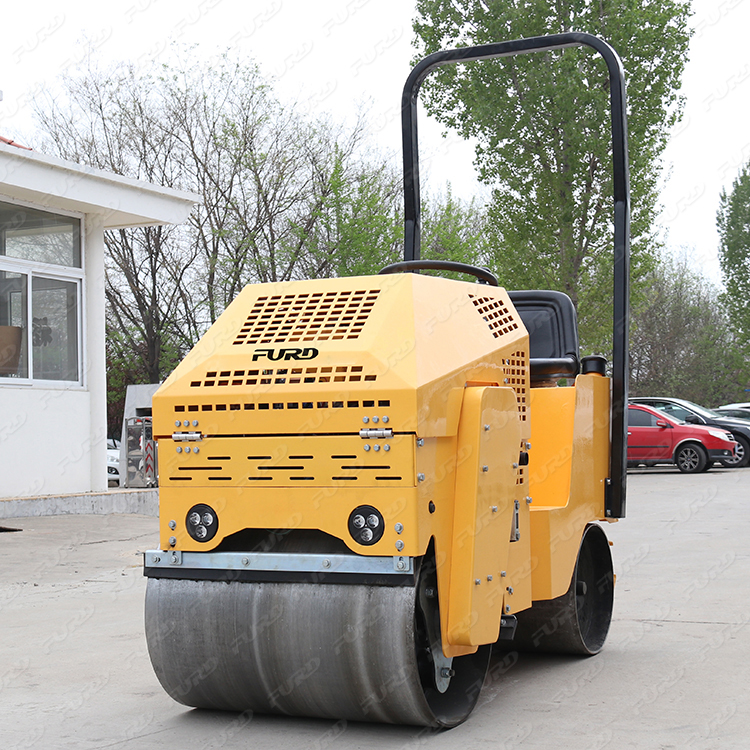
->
xmin=172 ymin=431 xmax=203 ymax=442
xmin=359 ymin=428 xmax=393 ymax=439
xmin=510 ymin=499 xmax=520 ymax=542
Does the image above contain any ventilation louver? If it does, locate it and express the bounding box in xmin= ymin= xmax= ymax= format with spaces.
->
xmin=233 ymin=290 xmax=381 ymax=346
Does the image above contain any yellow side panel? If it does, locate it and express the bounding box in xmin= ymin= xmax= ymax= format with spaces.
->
xmin=527 ymin=374 xmax=612 ymax=601
xmin=527 ymin=387 xmax=576 ymax=507
xmin=446 ymin=387 xmax=521 ymax=647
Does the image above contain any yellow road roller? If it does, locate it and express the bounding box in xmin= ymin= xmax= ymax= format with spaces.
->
xmin=144 ymin=32 xmax=630 ymax=727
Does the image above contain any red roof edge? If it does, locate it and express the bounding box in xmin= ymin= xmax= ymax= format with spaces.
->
xmin=0 ymin=135 xmax=32 ymax=150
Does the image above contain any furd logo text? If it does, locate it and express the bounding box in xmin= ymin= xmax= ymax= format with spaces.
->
xmin=252 ymin=347 xmax=319 ymax=362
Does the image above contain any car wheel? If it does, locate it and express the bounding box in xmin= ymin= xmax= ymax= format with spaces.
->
xmin=720 ymin=434 xmax=750 ymax=468
xmin=675 ymin=443 xmax=708 ymax=474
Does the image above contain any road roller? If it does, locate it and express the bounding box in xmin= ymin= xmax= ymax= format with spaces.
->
xmin=144 ymin=33 xmax=630 ymax=727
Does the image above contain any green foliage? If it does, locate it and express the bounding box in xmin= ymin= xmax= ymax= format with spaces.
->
xmin=413 ymin=0 xmax=691 ymax=350
xmin=718 ymin=162 xmax=750 ymax=349
xmin=629 ymin=254 xmax=750 ymax=406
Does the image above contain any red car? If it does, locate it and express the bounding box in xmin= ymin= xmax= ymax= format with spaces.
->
xmin=627 ymin=404 xmax=737 ymax=473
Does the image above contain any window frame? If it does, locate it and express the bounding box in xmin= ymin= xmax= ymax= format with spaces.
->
xmin=0 ymin=197 xmax=85 ymax=390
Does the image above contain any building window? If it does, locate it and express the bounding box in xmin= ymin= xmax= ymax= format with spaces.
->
xmin=0 ymin=200 xmax=83 ymax=385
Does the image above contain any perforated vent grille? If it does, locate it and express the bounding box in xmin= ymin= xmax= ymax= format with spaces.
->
xmin=190 ymin=366 xmax=377 ymax=388
xmin=504 ymin=351 xmax=528 ymax=422
xmin=234 ymin=290 xmax=381 ymax=345
xmin=469 ymin=294 xmax=519 ymax=338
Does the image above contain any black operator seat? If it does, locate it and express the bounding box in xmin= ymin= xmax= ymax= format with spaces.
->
xmin=508 ymin=290 xmax=580 ymax=384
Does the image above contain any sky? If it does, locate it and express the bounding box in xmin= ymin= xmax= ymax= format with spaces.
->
xmin=2 ymin=0 xmax=749 ymax=285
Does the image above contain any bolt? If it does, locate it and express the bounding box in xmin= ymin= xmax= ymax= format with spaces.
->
xmin=491 ymin=505 xmax=498 ymax=513
xmin=373 ymin=416 xmax=379 ymax=423
xmin=374 ymin=444 xmax=380 ymax=452
xmin=507 ymin=587 xmax=514 ymax=594
xmin=417 ymin=473 xmax=425 ymax=482
xmin=176 ymin=447 xmax=182 ymax=453
xmin=363 ymin=416 xmax=369 ymax=423
xmin=169 ymin=536 xmax=176 ymax=547
xmin=169 ymin=520 xmax=176 ymax=530
xmin=512 ymin=462 xmax=519 ymax=469
xmin=504 ymin=378 xmax=509 ymax=384
xmin=322 ymin=559 xmax=331 ymax=568
xmin=153 ymin=556 xmax=161 ymax=563
xmin=382 ymin=416 xmax=389 ymax=423
xmin=185 ymin=446 xmax=191 ymax=453
xmin=395 ymin=522 xmax=403 ymax=534
xmin=526 ymin=441 xmax=532 ymax=450
xmin=192 ymin=420 xmax=199 ymax=427
xmin=501 ymin=571 xmax=507 ymax=577
xmin=183 ymin=420 xmax=190 ymax=427
xmin=474 ymin=579 xmax=481 ymax=585
xmin=395 ymin=540 xmax=404 ymax=551
xmin=384 ymin=444 xmax=391 ymax=452
xmin=487 ymin=575 xmax=493 ymax=581
xmin=482 ymin=465 xmax=489 ymax=472
xmin=417 ymin=438 xmax=424 ymax=447
xmin=505 ymin=605 xmax=511 ymax=613
xmin=526 ymin=496 xmax=533 ymax=504
xmin=194 ymin=447 xmax=200 ymax=454
xmin=484 ymin=424 xmax=490 ymax=431
xmin=364 ymin=444 xmax=371 ymax=452
xmin=396 ymin=560 xmax=406 ymax=571
xmin=425 ymin=587 xmax=437 ymax=599
xmin=175 ymin=420 xmax=181 ymax=427
xmin=440 ymin=667 xmax=455 ymax=678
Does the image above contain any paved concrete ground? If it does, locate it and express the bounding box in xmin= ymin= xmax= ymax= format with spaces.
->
xmin=2 ymin=467 xmax=749 ymax=749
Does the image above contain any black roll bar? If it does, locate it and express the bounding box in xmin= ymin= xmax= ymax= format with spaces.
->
xmin=401 ymin=33 xmax=629 ymax=518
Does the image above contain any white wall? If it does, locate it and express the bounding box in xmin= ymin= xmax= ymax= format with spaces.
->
xmin=0 ymin=387 xmax=93 ymax=498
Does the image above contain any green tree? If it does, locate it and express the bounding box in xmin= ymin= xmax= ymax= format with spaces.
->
xmin=413 ymin=0 xmax=691 ymax=350
xmin=629 ymin=254 xmax=750 ymax=405
xmin=718 ymin=162 xmax=750 ymax=348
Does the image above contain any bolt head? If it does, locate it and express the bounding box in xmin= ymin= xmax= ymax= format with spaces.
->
xmin=322 ymin=559 xmax=331 ymax=568
xmin=242 ymin=557 xmax=249 ymax=566
xmin=175 ymin=420 xmax=181 ymax=427
xmin=417 ymin=473 xmax=425 ymax=482
xmin=169 ymin=520 xmax=176 ymax=530
xmin=192 ymin=420 xmax=199 ymax=427
xmin=395 ymin=540 xmax=404 ymax=551
xmin=364 ymin=444 xmax=371 ymax=452
xmin=363 ymin=416 xmax=369 ymax=423
xmin=482 ymin=465 xmax=489 ymax=472
xmin=384 ymin=444 xmax=391 ymax=452
xmin=394 ymin=522 xmax=403 ymax=534
xmin=382 ymin=415 xmax=389 ymax=423
xmin=169 ymin=536 xmax=177 ymax=547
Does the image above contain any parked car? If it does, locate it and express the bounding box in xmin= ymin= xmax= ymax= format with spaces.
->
xmin=107 ymin=438 xmax=120 ymax=486
xmin=629 ymin=397 xmax=750 ymax=467
xmin=627 ymin=404 xmax=737 ymax=473
xmin=716 ymin=404 xmax=750 ymax=420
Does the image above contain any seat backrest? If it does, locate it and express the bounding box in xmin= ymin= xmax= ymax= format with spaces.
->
xmin=508 ymin=290 xmax=580 ymax=382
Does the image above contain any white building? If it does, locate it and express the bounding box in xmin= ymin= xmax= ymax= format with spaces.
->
xmin=0 ymin=139 xmax=198 ymax=499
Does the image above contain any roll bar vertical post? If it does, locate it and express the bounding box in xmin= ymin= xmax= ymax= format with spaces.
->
xmin=402 ymin=33 xmax=629 ymax=518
